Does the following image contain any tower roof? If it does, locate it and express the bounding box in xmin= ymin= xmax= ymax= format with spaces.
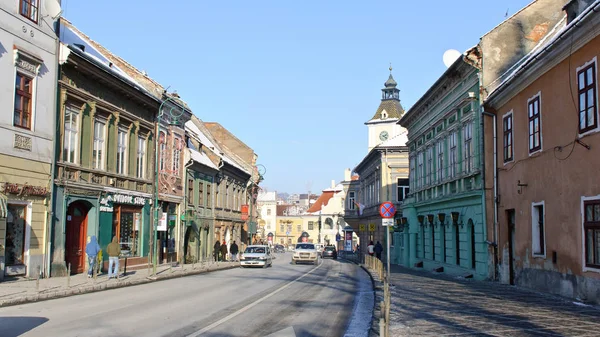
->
xmin=384 ymin=74 xmax=397 ymax=88
xmin=368 ymin=68 xmax=404 ymax=122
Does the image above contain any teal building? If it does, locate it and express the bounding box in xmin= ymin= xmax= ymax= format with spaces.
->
xmin=397 ymin=56 xmax=492 ymax=280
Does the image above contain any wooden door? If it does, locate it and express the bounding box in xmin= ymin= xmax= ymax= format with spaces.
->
xmin=66 ymin=202 xmax=88 ymax=274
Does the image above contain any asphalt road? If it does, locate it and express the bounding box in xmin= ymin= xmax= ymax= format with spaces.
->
xmin=0 ymin=253 xmax=372 ymax=337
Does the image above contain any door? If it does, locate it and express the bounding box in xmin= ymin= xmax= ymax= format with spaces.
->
xmin=507 ymin=209 xmax=516 ymax=285
xmin=6 ymin=204 xmax=26 ymax=270
xmin=66 ymin=202 xmax=88 ymax=274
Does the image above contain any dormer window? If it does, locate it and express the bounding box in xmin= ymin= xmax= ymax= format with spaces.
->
xmin=381 ymin=111 xmax=388 ymax=119
xmin=20 ymin=0 xmax=39 ymax=23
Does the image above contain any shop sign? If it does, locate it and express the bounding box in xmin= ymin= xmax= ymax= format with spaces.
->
xmin=112 ymin=193 xmax=147 ymax=206
xmin=241 ymin=204 xmax=249 ymax=221
xmin=99 ymin=195 xmax=114 ymax=212
xmin=345 ymin=230 xmax=353 ymax=251
xmin=158 ymin=212 xmax=167 ymax=231
xmin=2 ymin=182 xmax=49 ymax=197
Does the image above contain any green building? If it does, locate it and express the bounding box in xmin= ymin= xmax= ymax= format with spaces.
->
xmin=398 ymin=56 xmax=492 ymax=280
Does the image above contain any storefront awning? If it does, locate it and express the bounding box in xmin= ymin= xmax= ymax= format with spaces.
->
xmin=0 ymin=193 xmax=7 ymax=218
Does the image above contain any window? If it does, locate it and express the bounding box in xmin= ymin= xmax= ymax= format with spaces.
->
xmin=532 ymin=202 xmax=545 ymax=256
xmin=63 ymin=105 xmax=79 ymax=164
xmin=449 ymin=132 xmax=457 ymax=177
xmin=116 ymin=129 xmax=128 ymax=175
xmin=297 ymin=225 xmax=301 ymax=232
xmin=206 ymin=182 xmax=211 ymax=208
xmin=397 ymin=178 xmax=409 ymax=202
xmin=188 ymin=179 xmax=194 ymax=204
xmin=578 ymin=62 xmax=597 ymax=134
xmin=159 ymin=132 xmax=166 ymax=172
xmin=280 ymin=224 xmax=284 ymax=232
xmin=528 ymin=95 xmax=542 ymax=153
xmin=92 ymin=120 xmax=106 ymax=169
xmin=348 ymin=191 xmax=356 ymax=210
xmin=409 ymin=157 xmax=416 ymax=190
xmin=417 ymin=152 xmax=423 ymax=187
xmin=19 ymin=0 xmax=38 ymax=23
xmin=503 ymin=113 xmax=513 ymax=162
xmin=463 ymin=122 xmax=473 ymax=172
xmin=136 ymin=137 xmax=146 ymax=179
xmin=584 ymin=199 xmax=600 ymax=269
xmin=172 ymin=137 xmax=182 ymax=176
xmin=199 ymin=181 xmax=204 ymax=206
xmin=14 ymin=73 xmax=33 ymax=129
xmin=426 ymin=147 xmax=433 ymax=185
xmin=308 ymin=221 xmax=314 ymax=230
xmin=225 ymin=183 xmax=230 ymax=209
xmin=437 ymin=141 xmax=444 ymax=182
xmin=267 ymin=209 xmax=272 ymax=216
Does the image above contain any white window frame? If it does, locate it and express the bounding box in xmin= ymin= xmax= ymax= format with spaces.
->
xmin=577 ymin=57 xmax=600 ymax=137
xmin=426 ymin=147 xmax=433 ymax=185
xmin=502 ymin=110 xmax=514 ymax=165
xmin=13 ymin=70 xmax=37 ymax=131
xmin=397 ymin=178 xmax=409 ymax=202
xmin=92 ymin=119 xmax=106 ymax=170
xmin=437 ymin=140 xmax=444 ymax=182
xmin=531 ymin=201 xmax=546 ymax=258
xmin=581 ymin=194 xmax=600 ymax=273
xmin=463 ymin=121 xmax=473 ymax=173
xmin=409 ymin=156 xmax=416 ymax=190
xmin=527 ymin=91 xmax=543 ymax=156
xmin=172 ymin=137 xmax=182 ymax=177
xmin=117 ymin=128 xmax=128 ymax=175
xmin=159 ymin=131 xmax=167 ymax=172
xmin=137 ymin=136 xmax=146 ymax=179
xmin=63 ymin=105 xmax=80 ymax=164
xmin=417 ymin=152 xmax=423 ymax=188
xmin=449 ymin=132 xmax=457 ymax=177
xmin=348 ymin=191 xmax=356 ymax=210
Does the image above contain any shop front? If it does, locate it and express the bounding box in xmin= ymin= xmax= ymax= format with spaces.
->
xmin=157 ymin=201 xmax=179 ymax=264
xmin=98 ymin=191 xmax=151 ymax=269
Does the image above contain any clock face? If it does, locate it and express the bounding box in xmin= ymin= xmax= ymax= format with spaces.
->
xmin=379 ymin=131 xmax=389 ymax=141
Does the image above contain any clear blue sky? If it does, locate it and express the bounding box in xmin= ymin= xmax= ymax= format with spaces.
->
xmin=62 ymin=0 xmax=532 ymax=195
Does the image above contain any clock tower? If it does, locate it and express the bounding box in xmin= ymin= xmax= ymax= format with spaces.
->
xmin=366 ymin=66 xmax=406 ymax=152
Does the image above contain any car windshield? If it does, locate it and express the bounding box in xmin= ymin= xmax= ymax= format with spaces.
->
xmin=325 ymin=246 xmax=335 ymax=251
xmin=245 ymin=247 xmax=266 ymax=254
xmin=296 ymin=244 xmax=315 ymax=250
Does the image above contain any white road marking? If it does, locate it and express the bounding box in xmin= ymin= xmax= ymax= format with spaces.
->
xmin=186 ymin=263 xmax=323 ymax=337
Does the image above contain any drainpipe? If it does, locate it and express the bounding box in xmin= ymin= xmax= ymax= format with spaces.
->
xmin=481 ymin=108 xmax=498 ymax=280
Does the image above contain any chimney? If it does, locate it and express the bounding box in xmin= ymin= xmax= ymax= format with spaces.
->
xmin=344 ymin=168 xmax=351 ymax=181
xmin=331 ymin=180 xmax=335 ymax=189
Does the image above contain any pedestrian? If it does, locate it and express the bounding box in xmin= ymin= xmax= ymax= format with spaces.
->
xmin=220 ymin=240 xmax=228 ymax=261
xmin=85 ymin=235 xmax=100 ymax=278
xmin=106 ymin=236 xmax=121 ymax=279
xmin=213 ymin=240 xmax=221 ymax=262
xmin=230 ymin=240 xmax=239 ymax=261
xmin=96 ymin=247 xmax=103 ymax=275
xmin=374 ymin=241 xmax=383 ymax=260
xmin=367 ymin=241 xmax=375 ymax=256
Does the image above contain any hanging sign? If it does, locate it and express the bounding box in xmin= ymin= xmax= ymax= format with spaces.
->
xmin=241 ymin=204 xmax=249 ymax=221
xmin=99 ymin=194 xmax=114 ymax=212
xmin=158 ymin=212 xmax=167 ymax=231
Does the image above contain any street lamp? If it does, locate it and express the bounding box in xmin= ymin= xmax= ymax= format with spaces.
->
xmin=153 ymin=96 xmax=185 ymax=275
xmin=247 ymin=164 xmax=266 ymax=246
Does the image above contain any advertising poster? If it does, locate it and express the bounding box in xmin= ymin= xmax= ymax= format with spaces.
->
xmin=345 ymin=231 xmax=353 ymax=251
xmin=158 ymin=212 xmax=167 ymax=231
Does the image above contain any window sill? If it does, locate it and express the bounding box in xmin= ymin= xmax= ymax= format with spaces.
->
xmin=583 ymin=266 xmax=600 ymax=273
xmin=532 ymin=254 xmax=546 ymax=259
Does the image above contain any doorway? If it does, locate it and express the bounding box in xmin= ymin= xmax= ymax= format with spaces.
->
xmin=65 ymin=201 xmax=90 ymax=274
xmin=6 ymin=204 xmax=27 ymax=274
xmin=507 ymin=209 xmax=516 ymax=285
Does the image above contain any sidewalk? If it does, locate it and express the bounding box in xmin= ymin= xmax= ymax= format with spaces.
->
xmin=0 ymin=260 xmax=239 ymax=308
xmin=384 ymin=265 xmax=600 ymax=337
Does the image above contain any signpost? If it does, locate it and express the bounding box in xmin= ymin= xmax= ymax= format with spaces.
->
xmin=379 ymin=202 xmax=396 ymax=284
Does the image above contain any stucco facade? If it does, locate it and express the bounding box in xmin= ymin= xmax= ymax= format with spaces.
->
xmin=0 ymin=0 xmax=58 ymax=280
xmin=484 ymin=1 xmax=600 ymax=303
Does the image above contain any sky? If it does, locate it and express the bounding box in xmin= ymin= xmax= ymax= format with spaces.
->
xmin=61 ymin=0 xmax=533 ymax=195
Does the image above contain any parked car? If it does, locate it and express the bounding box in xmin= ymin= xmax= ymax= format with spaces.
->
xmin=314 ymin=243 xmax=324 ymax=257
xmin=240 ymin=245 xmax=273 ymax=268
xmin=292 ymin=243 xmax=318 ymax=265
xmin=274 ymin=244 xmax=285 ymax=253
xmin=322 ymin=245 xmax=337 ymax=259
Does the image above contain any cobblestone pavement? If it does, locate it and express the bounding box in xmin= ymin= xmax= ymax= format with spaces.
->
xmin=387 ymin=265 xmax=600 ymax=337
xmin=0 ymin=260 xmax=238 ymax=307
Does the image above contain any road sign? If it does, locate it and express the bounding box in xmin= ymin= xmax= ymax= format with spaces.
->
xmin=359 ymin=224 xmax=366 ymax=232
xmin=369 ymin=223 xmax=376 ymax=232
xmin=379 ymin=202 xmax=396 ymax=218
xmin=286 ymin=231 xmax=290 ymax=236
xmin=382 ymin=218 xmax=394 ymax=227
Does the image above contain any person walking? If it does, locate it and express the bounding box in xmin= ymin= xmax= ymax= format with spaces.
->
xmin=85 ymin=236 xmax=100 ymax=278
xmin=374 ymin=241 xmax=384 ymax=260
xmin=367 ymin=241 xmax=375 ymax=256
xmin=213 ymin=240 xmax=221 ymax=262
xmin=220 ymin=240 xmax=228 ymax=262
xmin=106 ymin=236 xmax=121 ymax=279
xmin=230 ymin=240 xmax=239 ymax=262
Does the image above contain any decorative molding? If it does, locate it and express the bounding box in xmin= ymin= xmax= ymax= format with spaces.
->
xmin=13 ymin=134 xmax=32 ymax=151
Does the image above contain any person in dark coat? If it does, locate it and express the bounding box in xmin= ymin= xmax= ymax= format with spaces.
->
xmin=230 ymin=241 xmax=239 ymax=262
xmin=374 ymin=241 xmax=384 ymax=260
xmin=213 ymin=240 xmax=221 ymax=262
xmin=85 ymin=236 xmax=100 ymax=278
xmin=220 ymin=240 xmax=228 ymax=261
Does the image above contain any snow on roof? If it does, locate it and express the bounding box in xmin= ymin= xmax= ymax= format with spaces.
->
xmin=222 ymin=153 xmax=251 ymax=175
xmin=60 ymin=21 xmax=154 ymax=98
xmin=185 ymin=120 xmax=220 ymax=153
xmin=190 ymin=148 xmax=218 ymax=170
xmin=323 ymin=183 xmax=344 ymax=192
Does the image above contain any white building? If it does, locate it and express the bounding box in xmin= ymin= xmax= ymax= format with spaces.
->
xmin=306 ymin=180 xmax=351 ymax=247
xmin=0 ymin=0 xmax=60 ymax=280
xmin=257 ymin=190 xmax=277 ymax=244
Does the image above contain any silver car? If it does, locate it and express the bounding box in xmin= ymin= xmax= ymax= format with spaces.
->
xmin=292 ymin=243 xmax=318 ymax=265
xmin=240 ymin=245 xmax=273 ymax=268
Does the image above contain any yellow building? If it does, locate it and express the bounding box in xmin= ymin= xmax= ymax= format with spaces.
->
xmin=275 ymin=216 xmax=304 ymax=247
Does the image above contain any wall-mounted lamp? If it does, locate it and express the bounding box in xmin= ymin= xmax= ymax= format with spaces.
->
xmin=427 ymin=214 xmax=434 ymax=226
xmin=438 ymin=213 xmax=446 ymax=224
xmin=417 ymin=215 xmax=424 ymax=226
xmin=401 ymin=217 xmax=408 ymax=225
xmin=451 ymin=211 xmax=459 ymax=225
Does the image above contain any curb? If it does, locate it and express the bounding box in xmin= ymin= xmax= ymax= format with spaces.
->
xmin=0 ymin=264 xmax=239 ymax=308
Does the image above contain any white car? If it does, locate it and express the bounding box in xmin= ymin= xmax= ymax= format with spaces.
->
xmin=292 ymin=243 xmax=319 ymax=265
xmin=240 ymin=245 xmax=273 ymax=268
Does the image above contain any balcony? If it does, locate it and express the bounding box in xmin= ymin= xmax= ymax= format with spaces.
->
xmin=57 ymin=163 xmax=152 ymax=194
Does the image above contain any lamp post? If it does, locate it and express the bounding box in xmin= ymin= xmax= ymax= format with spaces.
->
xmin=247 ymin=164 xmax=265 ymax=246
xmin=153 ymin=96 xmax=184 ymax=275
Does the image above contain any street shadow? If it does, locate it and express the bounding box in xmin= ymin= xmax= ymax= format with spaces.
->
xmin=0 ymin=316 xmax=49 ymax=337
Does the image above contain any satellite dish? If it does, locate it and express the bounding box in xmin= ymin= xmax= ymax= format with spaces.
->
xmin=442 ymin=49 xmax=462 ymax=68
xmin=44 ymin=0 xmax=63 ymax=20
